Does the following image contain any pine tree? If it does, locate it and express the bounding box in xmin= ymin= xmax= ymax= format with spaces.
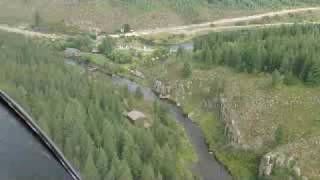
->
xmin=135 ymin=87 xmax=144 ymax=99
xmin=33 ymin=11 xmax=42 ymax=27
xmin=182 ymin=62 xmax=192 ymax=78
xmin=117 ymin=160 xmax=133 ymax=180
xmin=96 ymin=148 xmax=109 ymax=180
xmin=141 ymin=164 xmax=155 ymax=180
xmin=272 ymin=69 xmax=282 ymax=87
xmin=83 ymin=152 xmax=100 ymax=180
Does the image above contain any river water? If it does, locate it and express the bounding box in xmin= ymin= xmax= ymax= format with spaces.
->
xmin=110 ymin=75 xmax=232 ymax=180
xmin=66 ymin=57 xmax=232 ymax=180
xmin=169 ymin=42 xmax=194 ymax=52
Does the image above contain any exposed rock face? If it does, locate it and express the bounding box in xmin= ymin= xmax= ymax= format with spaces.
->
xmin=153 ymin=80 xmax=171 ymax=99
xmin=130 ymin=70 xmax=145 ymax=79
xmin=293 ymin=165 xmax=301 ymax=177
xmin=259 ymin=136 xmax=320 ymax=180
xmin=259 ymin=152 xmax=307 ymax=180
xmin=259 ymin=154 xmax=275 ymax=176
xmin=220 ymin=97 xmax=242 ymax=145
xmin=64 ymin=48 xmax=81 ymax=58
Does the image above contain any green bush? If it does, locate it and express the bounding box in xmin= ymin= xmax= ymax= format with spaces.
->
xmin=110 ymin=50 xmax=132 ymax=64
xmin=182 ymin=62 xmax=192 ymax=78
xmin=98 ymin=37 xmax=114 ymax=56
xmin=64 ymin=35 xmax=92 ymax=52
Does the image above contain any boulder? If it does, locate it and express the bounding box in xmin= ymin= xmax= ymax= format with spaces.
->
xmin=153 ymin=80 xmax=162 ymax=94
xmin=130 ymin=70 xmax=145 ymax=79
xmin=153 ymin=80 xmax=171 ymax=97
xmin=64 ymin=48 xmax=81 ymax=58
xmin=293 ymin=165 xmax=301 ymax=177
xmin=259 ymin=155 xmax=274 ymax=176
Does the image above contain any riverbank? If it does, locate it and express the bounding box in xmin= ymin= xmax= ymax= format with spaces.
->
xmin=66 ymin=58 xmax=233 ymax=180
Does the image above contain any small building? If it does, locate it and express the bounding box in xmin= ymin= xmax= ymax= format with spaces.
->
xmin=126 ymin=110 xmax=151 ymax=128
xmin=64 ymin=48 xmax=81 ymax=58
xmin=127 ymin=110 xmax=146 ymax=122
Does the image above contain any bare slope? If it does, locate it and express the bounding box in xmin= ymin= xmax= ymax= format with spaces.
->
xmin=1 ymin=0 xmax=320 ymax=32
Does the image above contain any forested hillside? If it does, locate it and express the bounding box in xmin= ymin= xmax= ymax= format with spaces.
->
xmin=122 ymin=24 xmax=320 ymax=180
xmin=0 ymin=32 xmax=195 ymax=180
xmin=1 ymin=0 xmax=320 ymax=32
xmin=194 ymin=24 xmax=320 ymax=85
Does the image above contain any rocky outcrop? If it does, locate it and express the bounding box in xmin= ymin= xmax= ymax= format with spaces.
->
xmin=220 ymin=97 xmax=242 ymax=145
xmin=259 ymin=152 xmax=306 ymax=179
xmin=258 ymin=136 xmax=320 ymax=180
xmin=153 ymin=80 xmax=171 ymax=99
xmin=130 ymin=69 xmax=145 ymax=79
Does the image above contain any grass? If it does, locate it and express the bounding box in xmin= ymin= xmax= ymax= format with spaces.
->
xmin=201 ymin=114 xmax=260 ymax=180
xmin=131 ymin=54 xmax=320 ymax=179
xmin=80 ymin=53 xmax=110 ymax=66
xmin=246 ymin=9 xmax=320 ymax=25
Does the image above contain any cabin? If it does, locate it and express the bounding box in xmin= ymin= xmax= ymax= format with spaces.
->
xmin=64 ymin=48 xmax=81 ymax=58
xmin=127 ymin=110 xmax=146 ymax=122
xmin=126 ymin=110 xmax=151 ymax=128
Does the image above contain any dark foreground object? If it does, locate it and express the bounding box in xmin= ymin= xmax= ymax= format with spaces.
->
xmin=0 ymin=91 xmax=80 ymax=180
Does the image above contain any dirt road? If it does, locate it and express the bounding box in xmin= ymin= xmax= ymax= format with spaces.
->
xmin=1 ymin=7 xmax=320 ymax=39
xmin=0 ymin=25 xmax=61 ymax=39
xmin=110 ymin=7 xmax=320 ymax=37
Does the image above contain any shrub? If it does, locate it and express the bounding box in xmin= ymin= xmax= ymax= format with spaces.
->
xmin=182 ymin=62 xmax=192 ymax=78
xmin=135 ymin=87 xmax=144 ymax=99
xmin=110 ymin=50 xmax=132 ymax=64
xmin=98 ymin=37 xmax=114 ymax=56
xmin=272 ymin=69 xmax=282 ymax=87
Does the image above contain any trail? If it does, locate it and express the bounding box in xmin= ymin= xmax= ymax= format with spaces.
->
xmin=0 ymin=7 xmax=320 ymax=41
xmin=110 ymin=7 xmax=320 ymax=37
xmin=0 ymin=25 xmax=61 ymax=39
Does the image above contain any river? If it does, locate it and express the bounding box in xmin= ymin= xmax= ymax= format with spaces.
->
xmin=108 ymin=75 xmax=232 ymax=180
xmin=66 ymin=58 xmax=232 ymax=180
xmin=169 ymin=41 xmax=194 ymax=52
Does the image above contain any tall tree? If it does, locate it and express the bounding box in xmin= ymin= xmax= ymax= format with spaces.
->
xmin=141 ymin=164 xmax=155 ymax=180
xmin=83 ymin=152 xmax=100 ymax=180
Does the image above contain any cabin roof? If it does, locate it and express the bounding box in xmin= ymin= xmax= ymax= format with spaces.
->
xmin=127 ymin=110 xmax=146 ymax=121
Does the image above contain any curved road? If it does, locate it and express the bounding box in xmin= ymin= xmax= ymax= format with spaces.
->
xmin=1 ymin=7 xmax=320 ymax=39
xmin=111 ymin=7 xmax=320 ymax=37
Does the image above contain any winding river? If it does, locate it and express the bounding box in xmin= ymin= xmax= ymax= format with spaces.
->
xmin=111 ymin=75 xmax=232 ymax=180
xmin=66 ymin=58 xmax=232 ymax=180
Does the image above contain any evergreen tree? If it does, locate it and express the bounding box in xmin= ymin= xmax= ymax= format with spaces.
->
xmin=117 ymin=161 xmax=133 ymax=180
xmin=96 ymin=148 xmax=109 ymax=180
xmin=141 ymin=164 xmax=155 ymax=180
xmin=33 ymin=11 xmax=42 ymax=27
xmin=275 ymin=126 xmax=286 ymax=145
xmin=272 ymin=69 xmax=282 ymax=87
xmin=182 ymin=62 xmax=192 ymax=78
xmin=99 ymin=37 xmax=114 ymax=57
xmin=83 ymin=152 xmax=100 ymax=180
xmin=135 ymin=87 xmax=144 ymax=99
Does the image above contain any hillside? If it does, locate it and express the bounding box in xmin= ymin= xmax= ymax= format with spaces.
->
xmin=99 ymin=25 xmax=320 ymax=180
xmin=1 ymin=0 xmax=320 ymax=32
xmin=0 ymin=31 xmax=197 ymax=180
